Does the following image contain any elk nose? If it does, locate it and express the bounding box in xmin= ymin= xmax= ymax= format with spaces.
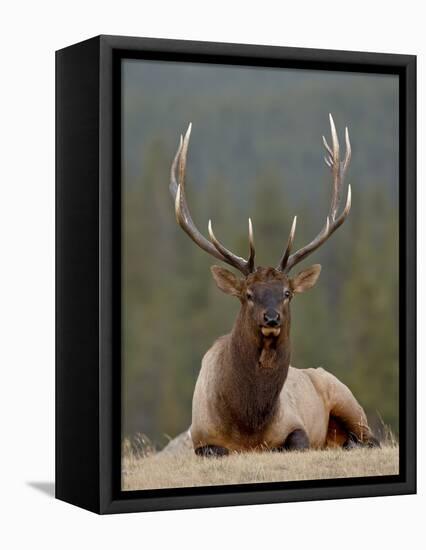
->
xmin=264 ymin=310 xmax=280 ymax=327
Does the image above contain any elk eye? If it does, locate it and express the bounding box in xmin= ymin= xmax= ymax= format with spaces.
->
xmin=246 ymin=292 xmax=253 ymax=301
xmin=284 ymin=290 xmax=291 ymax=299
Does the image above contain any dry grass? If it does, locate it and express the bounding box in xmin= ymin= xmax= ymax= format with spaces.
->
xmin=122 ymin=437 xmax=399 ymax=491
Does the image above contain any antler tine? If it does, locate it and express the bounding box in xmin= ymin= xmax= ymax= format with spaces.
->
xmin=170 ymin=124 xmax=256 ymax=275
xmin=169 ymin=134 xmax=183 ymax=198
xmin=247 ymin=218 xmax=255 ymax=273
xmin=277 ymin=216 xmax=297 ymax=271
xmin=281 ymin=115 xmax=352 ymax=274
xmin=207 ymin=220 xmax=254 ymax=275
xmin=343 ymin=126 xmax=352 ymax=175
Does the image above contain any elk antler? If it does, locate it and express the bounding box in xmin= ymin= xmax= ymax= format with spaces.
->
xmin=278 ymin=114 xmax=352 ymax=273
xmin=170 ymin=124 xmax=255 ymax=275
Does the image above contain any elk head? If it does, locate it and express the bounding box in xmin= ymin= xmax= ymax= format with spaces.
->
xmin=169 ymin=115 xmax=352 ymax=342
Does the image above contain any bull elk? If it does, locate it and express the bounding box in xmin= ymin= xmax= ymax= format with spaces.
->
xmin=169 ymin=115 xmax=379 ymax=456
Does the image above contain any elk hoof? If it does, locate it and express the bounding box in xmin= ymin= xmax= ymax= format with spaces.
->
xmin=366 ymin=436 xmax=381 ymax=448
xmin=279 ymin=429 xmax=310 ymax=451
xmin=343 ymin=432 xmax=381 ymax=450
xmin=195 ymin=445 xmax=229 ymax=458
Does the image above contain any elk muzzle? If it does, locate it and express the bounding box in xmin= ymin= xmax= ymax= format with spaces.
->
xmin=261 ymin=309 xmax=281 ymax=337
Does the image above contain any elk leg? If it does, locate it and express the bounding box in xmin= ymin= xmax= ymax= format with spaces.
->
xmin=279 ymin=429 xmax=310 ymax=451
xmin=327 ymin=416 xmax=380 ymax=449
xmin=325 ymin=372 xmax=380 ymax=447
xmin=195 ymin=445 xmax=229 ymax=458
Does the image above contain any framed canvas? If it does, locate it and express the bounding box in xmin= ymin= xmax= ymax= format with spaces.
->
xmin=55 ymin=35 xmax=416 ymax=514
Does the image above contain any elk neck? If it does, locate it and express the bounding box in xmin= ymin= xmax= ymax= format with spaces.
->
xmin=218 ymin=306 xmax=291 ymax=435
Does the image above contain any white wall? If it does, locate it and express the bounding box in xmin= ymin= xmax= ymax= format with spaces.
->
xmin=0 ymin=1 xmax=422 ymax=548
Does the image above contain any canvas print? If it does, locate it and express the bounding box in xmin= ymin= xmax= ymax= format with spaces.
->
xmin=121 ymin=59 xmax=399 ymax=491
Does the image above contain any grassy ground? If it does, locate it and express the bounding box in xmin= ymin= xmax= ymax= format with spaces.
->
xmin=122 ymin=437 xmax=399 ymax=491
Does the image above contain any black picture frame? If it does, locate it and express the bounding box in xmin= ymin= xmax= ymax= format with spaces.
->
xmin=56 ymin=35 xmax=416 ymax=514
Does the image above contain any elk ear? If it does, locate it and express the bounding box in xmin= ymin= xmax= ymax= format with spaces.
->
xmin=210 ymin=266 xmax=243 ymax=297
xmin=290 ymin=264 xmax=322 ymax=294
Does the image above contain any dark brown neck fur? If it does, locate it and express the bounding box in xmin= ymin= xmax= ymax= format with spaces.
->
xmin=216 ymin=307 xmax=291 ymax=436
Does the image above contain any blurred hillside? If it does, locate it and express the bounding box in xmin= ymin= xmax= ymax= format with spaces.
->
xmin=122 ymin=59 xmax=399 ymax=445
